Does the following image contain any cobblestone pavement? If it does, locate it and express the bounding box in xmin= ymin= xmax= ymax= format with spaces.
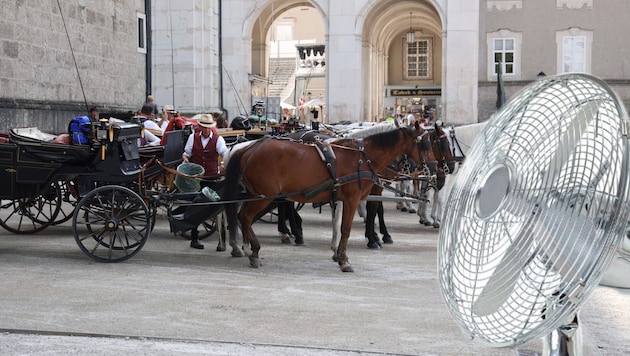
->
xmin=1 ymin=196 xmax=629 ymax=355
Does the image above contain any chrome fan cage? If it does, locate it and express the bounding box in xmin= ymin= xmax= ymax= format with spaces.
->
xmin=438 ymin=73 xmax=630 ymax=347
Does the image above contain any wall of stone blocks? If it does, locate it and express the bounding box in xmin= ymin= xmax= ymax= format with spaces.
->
xmin=0 ymin=0 xmax=147 ymax=133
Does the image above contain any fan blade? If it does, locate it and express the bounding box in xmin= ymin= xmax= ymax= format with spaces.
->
xmin=473 ymin=204 xmax=597 ymax=317
xmin=473 ymin=221 xmax=536 ymax=316
xmin=540 ymin=204 xmax=597 ymax=282
xmin=542 ymin=100 xmax=599 ymax=185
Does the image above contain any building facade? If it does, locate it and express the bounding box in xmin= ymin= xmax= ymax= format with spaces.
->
xmin=0 ymin=0 xmax=148 ymax=133
xmin=479 ymin=0 xmax=630 ymax=121
xmin=1 ymin=0 xmax=630 ymax=131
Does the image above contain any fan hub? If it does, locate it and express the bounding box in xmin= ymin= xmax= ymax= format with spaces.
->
xmin=475 ymin=164 xmax=510 ymax=219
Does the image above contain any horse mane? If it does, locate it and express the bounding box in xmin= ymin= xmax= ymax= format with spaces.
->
xmin=445 ymin=122 xmax=487 ymax=157
xmin=342 ymin=122 xmax=397 ymax=139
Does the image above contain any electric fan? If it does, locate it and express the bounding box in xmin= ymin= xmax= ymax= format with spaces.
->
xmin=438 ymin=73 xmax=630 ymax=354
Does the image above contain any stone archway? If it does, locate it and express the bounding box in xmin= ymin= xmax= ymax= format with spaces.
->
xmin=361 ymin=1 xmax=443 ymax=122
xmin=247 ymin=2 xmax=326 ymax=123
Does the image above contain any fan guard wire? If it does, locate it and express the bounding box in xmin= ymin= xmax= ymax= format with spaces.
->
xmin=438 ymin=73 xmax=630 ymax=347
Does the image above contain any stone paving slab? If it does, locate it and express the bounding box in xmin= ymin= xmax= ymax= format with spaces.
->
xmin=0 ymin=199 xmax=628 ymax=355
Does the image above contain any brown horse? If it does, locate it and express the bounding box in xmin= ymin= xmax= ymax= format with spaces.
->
xmin=417 ymin=122 xmax=457 ymax=227
xmin=224 ymin=121 xmax=426 ymax=272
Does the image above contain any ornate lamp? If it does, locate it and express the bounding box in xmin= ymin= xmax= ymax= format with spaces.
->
xmin=406 ymin=12 xmax=415 ymax=44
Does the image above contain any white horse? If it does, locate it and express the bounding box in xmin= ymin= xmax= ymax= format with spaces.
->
xmin=416 ymin=122 xmax=487 ymax=227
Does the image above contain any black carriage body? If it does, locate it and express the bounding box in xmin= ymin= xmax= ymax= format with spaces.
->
xmin=0 ymin=123 xmax=145 ymax=199
xmin=0 ymin=135 xmax=91 ymax=199
xmin=91 ymin=122 xmax=142 ymax=184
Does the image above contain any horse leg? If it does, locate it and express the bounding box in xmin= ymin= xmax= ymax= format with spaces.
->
xmin=286 ymin=202 xmax=304 ymax=245
xmin=416 ymin=182 xmax=428 ymax=224
xmin=377 ymin=202 xmax=393 ymax=244
xmin=432 ymin=177 xmax=450 ymax=228
xmin=336 ymin=199 xmax=360 ymax=273
xmin=401 ymin=180 xmax=416 ymax=213
xmin=364 ymin=200 xmax=381 ymax=249
xmin=216 ymin=211 xmax=227 ymax=251
xmin=331 ymin=201 xmax=342 ymax=262
xmin=276 ymin=201 xmax=292 ymax=244
xmin=421 ymin=189 xmax=434 ymax=226
xmin=394 ymin=181 xmax=403 ymax=211
xmin=237 ymin=200 xmax=269 ymax=268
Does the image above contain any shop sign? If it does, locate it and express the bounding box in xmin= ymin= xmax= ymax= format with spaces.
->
xmin=390 ymin=88 xmax=441 ymax=96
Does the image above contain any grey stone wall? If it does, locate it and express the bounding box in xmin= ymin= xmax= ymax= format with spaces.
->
xmin=0 ymin=0 xmax=146 ymax=134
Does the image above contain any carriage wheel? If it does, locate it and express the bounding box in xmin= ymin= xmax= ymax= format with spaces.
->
xmin=258 ymin=207 xmax=278 ymax=224
xmin=0 ymin=182 xmax=61 ymax=234
xmin=51 ymin=180 xmax=78 ymax=225
xmin=72 ymin=185 xmax=150 ymax=263
xmin=179 ymin=216 xmax=219 ymax=240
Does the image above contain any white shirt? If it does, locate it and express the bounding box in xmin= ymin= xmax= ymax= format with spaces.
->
xmin=143 ymin=119 xmax=162 ymax=132
xmin=183 ymin=131 xmax=229 ymax=165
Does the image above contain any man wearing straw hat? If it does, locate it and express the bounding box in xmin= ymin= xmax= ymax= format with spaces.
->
xmin=181 ymin=114 xmax=229 ymax=249
xmin=182 ymin=114 xmax=228 ymax=177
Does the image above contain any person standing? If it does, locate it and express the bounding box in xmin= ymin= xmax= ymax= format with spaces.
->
xmin=182 ymin=114 xmax=227 ymax=177
xmin=181 ymin=114 xmax=228 ymax=249
xmin=88 ymin=107 xmax=99 ymax=123
xmin=143 ymin=95 xmax=159 ymax=116
xmin=136 ymin=105 xmax=161 ymax=146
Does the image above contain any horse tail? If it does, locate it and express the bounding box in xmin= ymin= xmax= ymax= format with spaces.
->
xmin=224 ymin=148 xmax=245 ymax=238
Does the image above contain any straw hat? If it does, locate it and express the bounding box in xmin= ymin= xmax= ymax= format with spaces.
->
xmin=198 ymin=114 xmax=217 ymax=128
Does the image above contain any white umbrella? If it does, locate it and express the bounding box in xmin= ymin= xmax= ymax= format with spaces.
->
xmin=280 ymin=102 xmax=296 ymax=110
xmin=302 ymin=98 xmax=325 ymax=109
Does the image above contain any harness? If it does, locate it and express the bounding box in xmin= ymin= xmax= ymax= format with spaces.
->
xmin=236 ymin=129 xmax=432 ymax=205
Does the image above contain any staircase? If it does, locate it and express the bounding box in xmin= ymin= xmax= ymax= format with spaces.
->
xmin=268 ymin=58 xmax=296 ymax=102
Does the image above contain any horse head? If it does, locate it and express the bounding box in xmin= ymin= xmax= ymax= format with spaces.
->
xmin=433 ymin=121 xmax=457 ymax=175
xmin=409 ymin=121 xmax=438 ymax=177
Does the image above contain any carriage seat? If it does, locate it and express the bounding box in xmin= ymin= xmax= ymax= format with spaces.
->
xmin=52 ymin=133 xmax=72 ymax=145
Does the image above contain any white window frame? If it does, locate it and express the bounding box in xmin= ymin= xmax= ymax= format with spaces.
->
xmin=556 ymin=28 xmax=592 ymax=74
xmin=274 ymin=21 xmax=294 ymax=41
xmin=137 ymin=12 xmax=147 ymax=54
xmin=404 ymin=37 xmax=433 ymax=81
xmin=487 ymin=30 xmax=522 ymax=81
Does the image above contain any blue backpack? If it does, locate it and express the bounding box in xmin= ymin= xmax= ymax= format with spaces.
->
xmin=68 ymin=116 xmax=91 ymax=144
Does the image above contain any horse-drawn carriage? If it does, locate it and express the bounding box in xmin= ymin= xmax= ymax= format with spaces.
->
xmin=0 ymin=117 xmax=449 ymax=271
xmin=0 ymin=119 xmax=234 ymax=262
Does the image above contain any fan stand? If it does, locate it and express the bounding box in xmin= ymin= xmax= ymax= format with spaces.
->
xmin=541 ymin=314 xmax=582 ymax=356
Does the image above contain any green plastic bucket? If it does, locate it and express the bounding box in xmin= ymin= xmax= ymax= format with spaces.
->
xmin=174 ymin=163 xmax=205 ymax=192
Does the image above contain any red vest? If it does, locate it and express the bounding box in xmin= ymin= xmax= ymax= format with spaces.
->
xmin=191 ymin=132 xmax=219 ymax=176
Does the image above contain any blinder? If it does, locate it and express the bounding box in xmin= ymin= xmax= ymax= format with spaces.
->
xmin=419 ymin=139 xmax=431 ymax=151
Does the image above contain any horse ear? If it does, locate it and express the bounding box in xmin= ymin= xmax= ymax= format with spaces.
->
xmin=394 ymin=118 xmax=401 ymax=128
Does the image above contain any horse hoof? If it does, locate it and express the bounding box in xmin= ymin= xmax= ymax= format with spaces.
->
xmin=340 ymin=262 xmax=354 ymax=272
xmin=423 ymin=222 xmax=433 ymax=227
xmin=231 ymin=249 xmax=244 ymax=257
xmin=332 ymin=254 xmax=339 ymax=262
xmin=408 ymin=209 xmax=416 ymax=214
xmin=367 ymin=241 xmax=381 ymax=249
xmin=433 ymin=222 xmax=440 ymax=228
xmin=216 ymin=245 xmax=226 ymax=252
xmin=249 ymin=257 xmax=261 ymax=268
xmin=280 ymin=234 xmax=291 ymax=244
xmin=382 ymin=236 xmax=394 ymax=244
xmin=294 ymin=239 xmax=305 ymax=246
xmin=401 ymin=207 xmax=408 ymax=212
